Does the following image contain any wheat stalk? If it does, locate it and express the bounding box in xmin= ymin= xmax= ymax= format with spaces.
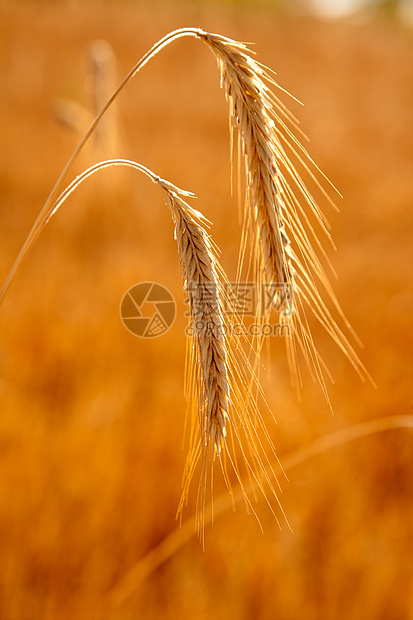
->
xmin=108 ymin=413 xmax=413 ymax=605
xmin=0 ymin=29 xmax=203 ymax=306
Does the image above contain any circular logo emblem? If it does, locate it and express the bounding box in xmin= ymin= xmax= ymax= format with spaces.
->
xmin=120 ymin=282 xmax=176 ymax=338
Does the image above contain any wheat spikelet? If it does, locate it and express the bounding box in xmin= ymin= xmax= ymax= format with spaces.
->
xmin=199 ymin=31 xmax=372 ymax=399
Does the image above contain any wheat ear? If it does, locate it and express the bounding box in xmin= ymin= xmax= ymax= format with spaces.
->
xmin=54 ymin=40 xmax=118 ymax=154
xmin=160 ymin=180 xmax=285 ymax=539
xmin=199 ymin=31 xmax=373 ymax=400
xmin=161 ymin=183 xmax=229 ymax=455
xmin=89 ymin=39 xmax=119 ymax=157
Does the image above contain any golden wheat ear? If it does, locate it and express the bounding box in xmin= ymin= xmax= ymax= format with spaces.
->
xmin=161 ymin=182 xmax=287 ymax=542
xmin=199 ymin=31 xmax=374 ymax=400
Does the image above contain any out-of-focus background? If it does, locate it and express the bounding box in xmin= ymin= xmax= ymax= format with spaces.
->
xmin=1 ymin=0 xmax=412 ymax=618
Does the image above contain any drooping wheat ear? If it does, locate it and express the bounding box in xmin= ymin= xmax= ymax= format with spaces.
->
xmin=199 ymin=31 xmax=373 ymax=399
xmin=160 ymin=181 xmax=229 ymax=456
xmin=159 ymin=179 xmax=286 ymax=538
xmin=11 ymin=156 xmax=229 ymax=459
xmin=200 ymin=32 xmax=294 ymax=312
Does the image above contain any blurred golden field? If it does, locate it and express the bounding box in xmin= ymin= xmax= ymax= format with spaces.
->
xmin=1 ymin=1 xmax=413 ymax=618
